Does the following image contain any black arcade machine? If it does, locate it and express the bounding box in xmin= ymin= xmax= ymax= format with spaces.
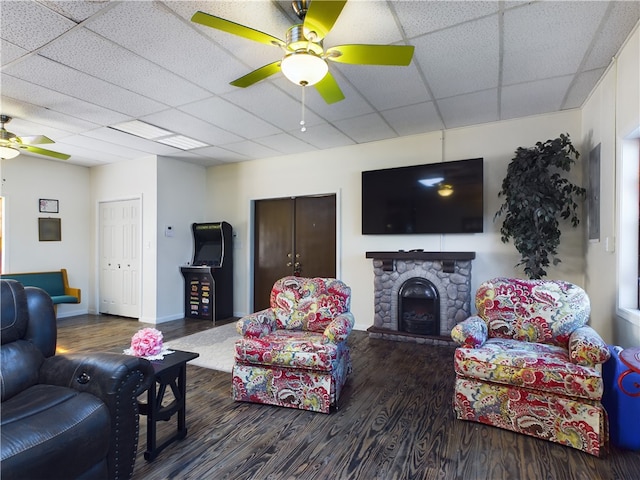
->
xmin=180 ymin=221 xmax=233 ymax=322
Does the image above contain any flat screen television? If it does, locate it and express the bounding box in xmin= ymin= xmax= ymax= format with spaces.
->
xmin=361 ymin=158 xmax=484 ymax=234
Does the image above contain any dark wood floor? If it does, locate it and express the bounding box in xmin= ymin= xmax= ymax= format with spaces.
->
xmin=56 ymin=314 xmax=640 ymax=480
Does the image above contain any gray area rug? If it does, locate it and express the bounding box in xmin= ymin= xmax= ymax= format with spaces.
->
xmin=165 ymin=321 xmax=239 ymax=373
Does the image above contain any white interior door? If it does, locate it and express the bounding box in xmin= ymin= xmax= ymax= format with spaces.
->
xmin=99 ymin=199 xmax=141 ymax=318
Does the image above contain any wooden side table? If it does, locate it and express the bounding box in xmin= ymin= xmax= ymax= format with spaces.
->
xmin=138 ymin=349 xmax=199 ymax=461
xmin=618 ymin=346 xmax=640 ymax=397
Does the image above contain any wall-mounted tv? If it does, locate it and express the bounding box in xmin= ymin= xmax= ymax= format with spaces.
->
xmin=362 ymin=158 xmax=484 ymax=235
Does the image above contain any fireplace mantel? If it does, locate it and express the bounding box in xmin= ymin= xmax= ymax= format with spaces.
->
xmin=365 ymin=251 xmax=475 ymax=260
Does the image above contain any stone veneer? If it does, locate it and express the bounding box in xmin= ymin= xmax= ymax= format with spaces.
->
xmin=366 ymin=252 xmax=474 ymax=345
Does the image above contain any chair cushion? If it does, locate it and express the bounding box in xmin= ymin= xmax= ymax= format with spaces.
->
xmin=271 ymin=277 xmax=351 ymax=333
xmin=476 ymin=278 xmax=590 ymax=347
xmin=1 ymin=384 xmax=110 ymax=479
xmin=235 ymin=330 xmax=342 ymax=372
xmin=454 ymin=338 xmax=604 ymax=400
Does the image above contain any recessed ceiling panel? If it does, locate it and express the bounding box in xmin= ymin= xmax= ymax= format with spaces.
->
xmin=38 ymin=0 xmax=116 ymax=23
xmin=322 ymin=1 xmax=404 ymax=46
xmin=83 ymin=127 xmax=183 ymax=156
xmin=562 ymin=68 xmax=606 ymax=110
xmin=222 ymin=140 xmax=281 ymax=159
xmin=255 ymin=132 xmax=318 ymax=156
xmin=0 ymin=40 xmax=28 ymax=66
xmin=287 ymin=123 xmax=354 ymax=151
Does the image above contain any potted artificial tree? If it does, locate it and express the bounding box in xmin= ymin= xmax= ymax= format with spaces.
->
xmin=495 ymin=133 xmax=587 ymax=279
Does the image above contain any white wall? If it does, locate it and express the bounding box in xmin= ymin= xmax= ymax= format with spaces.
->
xmin=90 ymin=155 xmax=208 ymax=324
xmin=582 ymin=23 xmax=640 ymax=346
xmin=156 ymin=156 xmax=208 ymax=322
xmin=206 ymin=110 xmax=585 ymax=331
xmin=0 ymin=155 xmax=90 ymax=318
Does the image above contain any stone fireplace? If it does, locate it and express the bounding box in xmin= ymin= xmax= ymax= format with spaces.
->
xmin=366 ymin=251 xmax=475 ymax=345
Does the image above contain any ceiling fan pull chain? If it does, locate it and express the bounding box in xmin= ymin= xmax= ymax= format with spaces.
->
xmin=300 ymin=86 xmax=307 ymax=132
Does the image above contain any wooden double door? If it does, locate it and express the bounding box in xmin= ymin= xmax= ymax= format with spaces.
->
xmin=253 ymin=194 xmax=336 ymax=311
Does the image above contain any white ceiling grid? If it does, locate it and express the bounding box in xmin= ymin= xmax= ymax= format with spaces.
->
xmin=0 ymin=0 xmax=638 ymax=167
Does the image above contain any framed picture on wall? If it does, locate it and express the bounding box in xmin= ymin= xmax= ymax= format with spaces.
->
xmin=39 ymin=218 xmax=61 ymax=241
xmin=39 ymin=198 xmax=59 ymax=213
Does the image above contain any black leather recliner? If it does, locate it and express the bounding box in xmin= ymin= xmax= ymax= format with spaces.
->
xmin=0 ymin=279 xmax=154 ymax=479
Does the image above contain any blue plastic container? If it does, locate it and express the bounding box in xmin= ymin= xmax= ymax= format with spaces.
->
xmin=601 ymin=345 xmax=640 ymax=450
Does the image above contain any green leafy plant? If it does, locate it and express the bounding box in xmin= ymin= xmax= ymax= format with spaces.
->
xmin=495 ymin=133 xmax=586 ymax=279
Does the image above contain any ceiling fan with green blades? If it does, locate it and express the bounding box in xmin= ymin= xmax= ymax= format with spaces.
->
xmin=0 ymin=115 xmax=70 ymax=160
xmin=191 ymin=0 xmax=415 ymax=105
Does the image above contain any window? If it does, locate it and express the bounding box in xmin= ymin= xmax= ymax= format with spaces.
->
xmin=618 ymin=135 xmax=640 ymax=315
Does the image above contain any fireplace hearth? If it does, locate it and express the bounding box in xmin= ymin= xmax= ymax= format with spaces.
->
xmin=366 ymin=251 xmax=475 ymax=345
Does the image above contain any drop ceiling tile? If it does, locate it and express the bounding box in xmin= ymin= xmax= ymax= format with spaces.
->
xmin=322 ymin=1 xmax=404 ymax=45
xmin=501 ymin=76 xmax=574 ymax=120
xmin=255 ymin=132 xmax=318 ymax=156
xmin=193 ymin=145 xmax=251 ymax=163
xmin=583 ymin=2 xmax=640 ymax=71
xmin=222 ymin=140 xmax=281 ymax=159
xmin=179 ymin=97 xmax=281 ymax=139
xmin=1 ymin=75 xmax=130 ymax=127
xmin=0 ymin=96 xmax=99 ymax=136
xmin=38 ymin=0 xmax=116 ymax=23
xmin=438 ymin=89 xmax=498 ymax=129
xmin=44 ymin=142 xmax=132 ymax=166
xmin=503 ymin=1 xmax=610 ymax=85
xmin=412 ymin=14 xmax=499 ymax=100
xmin=287 ymin=123 xmax=354 ymax=151
xmin=222 ymin=83 xmax=324 ymax=130
xmin=60 ymin=133 xmax=159 ymax=159
xmin=83 ymin=127 xmax=182 ymax=156
xmin=0 ymin=0 xmax=74 ymax=51
xmin=396 ymin=1 xmax=500 ymax=39
xmin=160 ymin=151 xmax=227 ymax=167
xmin=337 ymin=63 xmax=430 ymax=111
xmin=381 ymin=102 xmax=445 ymax=137
xmin=86 ymin=1 xmax=248 ymax=95
xmin=39 ymin=28 xmax=210 ymax=106
xmin=140 ymin=109 xmax=243 ymax=145
xmin=563 ymin=68 xmax=606 ymax=109
xmin=333 ymin=113 xmax=397 ymax=144
xmin=0 ymin=40 xmax=27 ymax=66
xmin=4 ymin=55 xmax=166 ymax=117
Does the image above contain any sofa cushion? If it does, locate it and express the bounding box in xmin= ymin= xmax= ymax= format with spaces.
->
xmin=1 ymin=384 xmax=110 ymax=479
xmin=476 ymin=278 xmax=590 ymax=347
xmin=454 ymin=338 xmax=603 ymax=400
xmin=235 ymin=330 xmax=342 ymax=372
xmin=271 ymin=277 xmax=351 ymax=333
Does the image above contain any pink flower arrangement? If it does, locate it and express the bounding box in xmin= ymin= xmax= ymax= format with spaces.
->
xmin=129 ymin=328 xmax=164 ymax=357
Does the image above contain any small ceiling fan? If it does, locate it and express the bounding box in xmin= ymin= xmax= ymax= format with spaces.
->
xmin=0 ymin=115 xmax=70 ymax=160
xmin=191 ymin=0 xmax=415 ymax=104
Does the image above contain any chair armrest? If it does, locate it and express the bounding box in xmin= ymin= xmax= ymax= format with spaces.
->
xmin=322 ymin=312 xmax=355 ymax=344
xmin=451 ymin=315 xmax=488 ymax=347
xmin=38 ymin=352 xmax=153 ymax=480
xmin=237 ymin=309 xmax=277 ymax=338
xmin=569 ymin=326 xmax=611 ymax=366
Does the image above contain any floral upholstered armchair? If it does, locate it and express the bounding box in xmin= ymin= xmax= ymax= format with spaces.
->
xmin=232 ymin=276 xmax=355 ymax=413
xmin=451 ymin=277 xmax=610 ymax=456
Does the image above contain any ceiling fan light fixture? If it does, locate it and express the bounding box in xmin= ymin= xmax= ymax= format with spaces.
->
xmin=437 ymin=184 xmax=454 ymax=197
xmin=281 ymin=52 xmax=328 ymax=86
xmin=0 ymin=145 xmax=20 ymax=159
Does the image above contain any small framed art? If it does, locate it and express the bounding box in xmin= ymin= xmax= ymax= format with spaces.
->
xmin=39 ymin=218 xmax=61 ymax=241
xmin=39 ymin=198 xmax=59 ymax=213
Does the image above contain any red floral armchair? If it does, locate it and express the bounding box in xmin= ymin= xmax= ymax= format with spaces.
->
xmin=232 ymin=276 xmax=354 ymax=413
xmin=451 ymin=277 xmax=610 ymax=456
